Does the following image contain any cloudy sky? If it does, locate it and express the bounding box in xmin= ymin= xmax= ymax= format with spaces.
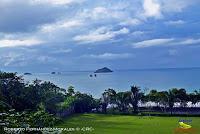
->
xmin=0 ymin=0 xmax=200 ymax=72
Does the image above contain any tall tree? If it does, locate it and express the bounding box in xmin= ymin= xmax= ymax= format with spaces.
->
xmin=101 ymin=89 xmax=117 ymax=113
xmin=148 ymin=90 xmax=159 ymax=106
xmin=0 ymin=72 xmax=26 ymax=111
xmin=130 ymin=85 xmax=141 ymax=114
xmin=101 ymin=91 xmax=109 ymax=113
xmin=167 ymin=89 xmax=177 ymax=115
xmin=157 ymin=91 xmax=169 ymax=111
xmin=116 ymin=92 xmax=130 ymax=112
xmin=73 ymin=92 xmax=96 ymax=113
xmin=67 ymin=86 xmax=75 ymax=96
xmin=189 ymin=90 xmax=200 ymax=107
xmin=176 ymin=88 xmax=188 ymax=107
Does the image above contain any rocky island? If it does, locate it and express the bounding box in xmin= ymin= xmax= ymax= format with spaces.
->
xmin=24 ymin=73 xmax=32 ymax=75
xmin=51 ymin=72 xmax=56 ymax=74
xmin=94 ymin=67 xmax=113 ymax=73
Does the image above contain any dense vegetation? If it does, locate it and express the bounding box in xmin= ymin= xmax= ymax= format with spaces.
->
xmin=0 ymin=72 xmax=97 ymax=133
xmin=0 ymin=71 xmax=200 ymax=133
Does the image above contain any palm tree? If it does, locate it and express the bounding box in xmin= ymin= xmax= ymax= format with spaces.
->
xmin=130 ymin=85 xmax=141 ymax=114
xmin=167 ymin=89 xmax=177 ymax=115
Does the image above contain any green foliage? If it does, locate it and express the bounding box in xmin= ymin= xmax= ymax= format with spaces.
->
xmin=147 ymin=90 xmax=159 ymax=102
xmin=0 ymin=72 xmax=27 ymax=111
xmin=0 ymin=109 xmax=60 ymax=133
xmin=74 ymin=92 xmax=96 ymax=113
xmin=0 ymin=72 xmax=65 ymax=113
xmin=189 ymin=90 xmax=200 ymax=105
xmin=101 ymin=89 xmax=117 ymax=113
xmin=116 ymin=92 xmax=130 ymax=112
xmin=0 ymin=71 xmax=65 ymax=133
xmin=29 ymin=110 xmax=59 ymax=128
xmin=0 ymin=101 xmax=11 ymax=111
xmin=67 ymin=86 xmax=75 ymax=96
xmin=58 ymin=96 xmax=76 ymax=110
xmin=58 ymin=88 xmax=98 ymax=114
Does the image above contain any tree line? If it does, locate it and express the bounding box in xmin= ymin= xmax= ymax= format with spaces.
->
xmin=100 ymin=87 xmax=200 ymax=115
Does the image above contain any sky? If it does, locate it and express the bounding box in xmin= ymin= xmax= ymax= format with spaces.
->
xmin=0 ymin=0 xmax=200 ymax=72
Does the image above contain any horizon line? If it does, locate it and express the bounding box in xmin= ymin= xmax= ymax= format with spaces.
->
xmin=4 ymin=66 xmax=200 ymax=74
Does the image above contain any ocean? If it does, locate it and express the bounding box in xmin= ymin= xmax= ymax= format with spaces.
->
xmin=22 ymin=68 xmax=200 ymax=98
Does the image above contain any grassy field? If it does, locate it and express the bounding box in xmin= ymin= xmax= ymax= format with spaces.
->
xmin=57 ymin=114 xmax=200 ymax=134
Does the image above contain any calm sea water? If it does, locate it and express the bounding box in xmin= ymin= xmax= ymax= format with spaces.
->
xmin=22 ymin=68 xmax=200 ymax=98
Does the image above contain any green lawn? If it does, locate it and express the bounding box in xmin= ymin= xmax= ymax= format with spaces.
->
xmin=57 ymin=114 xmax=200 ymax=134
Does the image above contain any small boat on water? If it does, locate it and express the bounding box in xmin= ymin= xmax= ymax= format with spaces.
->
xmin=89 ymin=74 xmax=97 ymax=77
xmin=51 ymin=72 xmax=61 ymax=75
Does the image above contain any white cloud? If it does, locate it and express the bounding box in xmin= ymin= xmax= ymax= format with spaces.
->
xmin=143 ymin=0 xmax=162 ymax=18
xmin=74 ymin=27 xmax=129 ymax=44
xmin=133 ymin=38 xmax=174 ymax=48
xmin=40 ymin=20 xmax=83 ymax=33
xmin=142 ymin=0 xmax=197 ymax=19
xmin=79 ymin=6 xmax=128 ymax=21
xmin=32 ymin=0 xmax=84 ymax=5
xmin=92 ymin=7 xmax=108 ymax=18
xmin=132 ymin=31 xmax=145 ymax=36
xmin=82 ymin=53 xmax=133 ymax=60
xmin=120 ymin=18 xmax=141 ymax=26
xmin=161 ymin=0 xmax=194 ymax=13
xmin=1 ymin=52 xmax=24 ymax=66
xmin=178 ymin=38 xmax=200 ymax=45
xmin=133 ymin=38 xmax=200 ymax=48
xmin=165 ymin=20 xmax=185 ymax=25
xmin=0 ymin=39 xmax=44 ymax=48
xmin=52 ymin=49 xmax=72 ymax=54
xmin=37 ymin=56 xmax=56 ymax=63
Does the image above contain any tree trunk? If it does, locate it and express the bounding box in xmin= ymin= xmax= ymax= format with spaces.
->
xmin=170 ymin=107 xmax=173 ymax=115
xmin=102 ymin=103 xmax=107 ymax=114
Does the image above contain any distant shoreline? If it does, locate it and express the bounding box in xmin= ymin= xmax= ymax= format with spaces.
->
xmin=5 ymin=66 xmax=200 ymax=74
